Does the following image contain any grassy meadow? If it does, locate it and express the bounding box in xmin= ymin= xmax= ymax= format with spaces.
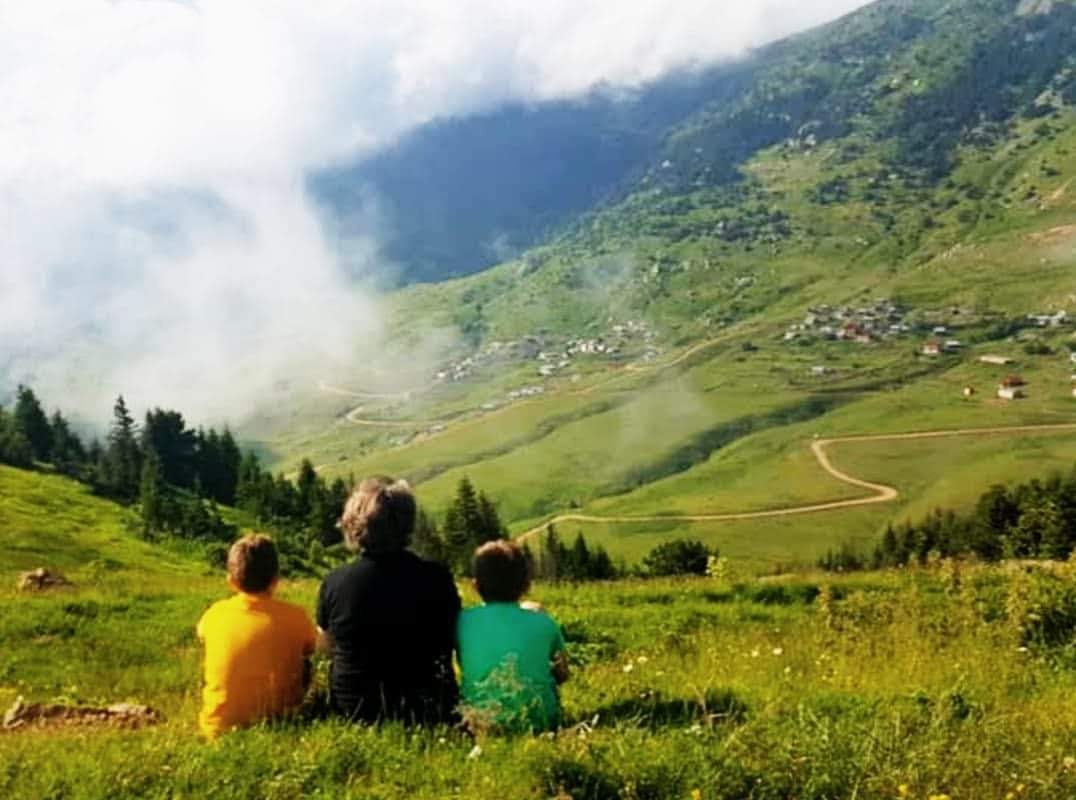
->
xmin=2 ymin=473 xmax=1076 ymax=799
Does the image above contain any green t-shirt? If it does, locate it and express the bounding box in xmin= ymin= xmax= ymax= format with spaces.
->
xmin=457 ymin=603 xmax=566 ymax=731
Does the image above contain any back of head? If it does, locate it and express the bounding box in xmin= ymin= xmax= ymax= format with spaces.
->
xmin=339 ymin=476 xmax=416 ymax=555
xmin=473 ymin=540 xmax=531 ymax=603
xmin=228 ymin=534 xmax=279 ymax=594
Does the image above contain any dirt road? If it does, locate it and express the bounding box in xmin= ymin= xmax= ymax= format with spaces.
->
xmin=517 ymin=422 xmax=1076 ymax=541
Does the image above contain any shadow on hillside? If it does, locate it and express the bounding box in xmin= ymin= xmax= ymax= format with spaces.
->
xmin=570 ymin=688 xmax=747 ymax=730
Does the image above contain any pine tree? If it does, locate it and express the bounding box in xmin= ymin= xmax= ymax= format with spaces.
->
xmin=142 ymin=408 xmax=196 ymax=488
xmin=218 ymin=429 xmax=242 ymax=505
xmin=443 ymin=476 xmax=483 ymax=574
xmin=539 ymin=524 xmax=562 ymax=582
xmin=589 ymin=545 xmax=616 ymax=580
xmin=13 ymin=385 xmax=52 ymax=461
xmin=412 ymin=509 xmax=446 ymax=564
xmin=476 ymin=492 xmax=506 ymax=544
xmin=442 ymin=503 xmax=470 ymax=575
xmin=0 ymin=407 xmax=33 ymax=468
xmin=49 ymin=411 xmax=86 ymax=476
xmin=236 ymin=450 xmax=264 ymax=513
xmin=101 ymin=395 xmax=141 ymax=501
xmin=567 ymin=532 xmax=591 ymax=580
xmin=295 ymin=459 xmax=319 ymax=519
xmin=139 ymin=448 xmax=167 ymax=538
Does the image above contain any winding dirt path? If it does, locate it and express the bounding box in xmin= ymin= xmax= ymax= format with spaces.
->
xmin=321 ymin=333 xmax=733 ymax=431
xmin=516 ymin=422 xmax=1076 ymax=541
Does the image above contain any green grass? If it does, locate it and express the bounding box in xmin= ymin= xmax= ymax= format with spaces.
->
xmin=3 ymin=464 xmax=1076 ymax=797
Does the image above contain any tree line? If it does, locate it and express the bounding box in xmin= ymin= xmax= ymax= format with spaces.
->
xmin=3 ymin=383 xmax=720 ymax=580
xmin=820 ymin=465 xmax=1076 ymax=571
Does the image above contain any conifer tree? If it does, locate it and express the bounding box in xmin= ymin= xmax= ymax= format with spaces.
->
xmin=412 ymin=509 xmax=446 ymax=564
xmin=567 ymin=532 xmax=591 ymax=580
xmin=442 ymin=503 xmax=470 ymax=575
xmin=0 ymin=407 xmax=33 ymax=468
xmin=589 ymin=544 xmax=616 ymax=580
xmin=101 ymin=395 xmax=141 ymax=501
xmin=49 ymin=411 xmax=86 ymax=476
xmin=218 ymin=429 xmax=242 ymax=505
xmin=13 ymin=385 xmax=52 ymax=461
xmin=139 ymin=447 xmax=167 ymax=537
xmin=540 ymin=524 xmax=562 ymax=582
xmin=476 ymin=491 xmax=506 ymax=544
xmin=295 ymin=459 xmax=319 ymax=519
xmin=443 ymin=476 xmax=483 ymax=574
xmin=142 ymin=408 xmax=196 ymax=488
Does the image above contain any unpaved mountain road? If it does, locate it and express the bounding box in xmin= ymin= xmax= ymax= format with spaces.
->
xmin=516 ymin=422 xmax=1076 ymax=541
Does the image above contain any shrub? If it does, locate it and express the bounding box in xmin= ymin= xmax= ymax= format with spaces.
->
xmin=642 ymin=539 xmax=712 ymax=576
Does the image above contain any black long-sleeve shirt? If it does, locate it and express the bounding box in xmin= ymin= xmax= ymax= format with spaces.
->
xmin=316 ymin=550 xmax=461 ymax=724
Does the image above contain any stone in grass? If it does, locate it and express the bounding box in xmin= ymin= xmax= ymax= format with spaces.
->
xmin=2 ymin=696 xmax=164 ymax=732
xmin=15 ymin=567 xmax=73 ymax=592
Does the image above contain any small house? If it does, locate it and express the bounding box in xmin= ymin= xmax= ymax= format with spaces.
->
xmin=997 ymin=375 xmax=1027 ymax=401
xmin=943 ymin=340 xmax=963 ymax=352
xmin=922 ymin=341 xmax=942 ymax=356
xmin=979 ymin=355 xmax=1014 ymax=366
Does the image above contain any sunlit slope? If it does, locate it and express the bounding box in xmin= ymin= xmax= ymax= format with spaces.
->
xmin=250 ymin=53 xmax=1076 ymax=567
xmin=0 ymin=466 xmax=205 ymax=583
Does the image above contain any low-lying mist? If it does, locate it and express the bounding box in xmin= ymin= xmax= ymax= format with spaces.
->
xmin=0 ymin=0 xmax=871 ymax=429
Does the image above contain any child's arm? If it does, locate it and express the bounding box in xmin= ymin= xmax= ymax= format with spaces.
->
xmin=550 ymin=616 xmax=569 ymax=684
xmin=552 ymin=650 xmax=570 ymax=685
xmin=316 ymin=626 xmax=334 ymax=656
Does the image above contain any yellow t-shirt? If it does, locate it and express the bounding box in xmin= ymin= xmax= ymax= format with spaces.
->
xmin=196 ymin=592 xmax=316 ymax=739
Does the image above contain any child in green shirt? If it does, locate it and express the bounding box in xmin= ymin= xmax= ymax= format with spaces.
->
xmin=457 ymin=540 xmax=569 ymax=732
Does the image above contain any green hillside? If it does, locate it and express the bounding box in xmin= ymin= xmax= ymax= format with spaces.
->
xmin=241 ymin=0 xmax=1076 ymax=569
xmin=1 ymin=479 xmax=1075 ymax=799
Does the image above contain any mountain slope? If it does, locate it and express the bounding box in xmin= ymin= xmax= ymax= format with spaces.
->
xmin=314 ymin=0 xmax=1076 ymax=284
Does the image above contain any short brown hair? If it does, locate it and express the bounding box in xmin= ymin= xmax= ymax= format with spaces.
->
xmin=473 ymin=540 xmax=531 ymax=603
xmin=227 ymin=534 xmax=279 ymax=593
xmin=338 ymin=477 xmax=416 ymax=554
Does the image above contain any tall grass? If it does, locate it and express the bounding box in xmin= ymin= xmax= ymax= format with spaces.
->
xmin=2 ymin=565 xmax=1075 ymax=798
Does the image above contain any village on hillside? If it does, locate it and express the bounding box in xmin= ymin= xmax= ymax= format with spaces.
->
xmin=781 ymin=298 xmax=910 ymax=345
xmin=432 ymin=320 xmax=660 ymax=389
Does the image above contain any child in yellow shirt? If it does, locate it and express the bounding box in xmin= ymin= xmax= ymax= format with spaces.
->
xmin=197 ymin=534 xmax=316 ymax=738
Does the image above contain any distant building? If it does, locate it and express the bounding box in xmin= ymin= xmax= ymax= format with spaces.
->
xmin=1070 ymin=352 xmax=1076 ymax=365
xmin=943 ymin=340 xmax=963 ymax=352
xmin=979 ymin=355 xmax=1014 ymax=366
xmin=998 ymin=375 xmax=1027 ymax=400
xmin=922 ymin=341 xmax=942 ymax=356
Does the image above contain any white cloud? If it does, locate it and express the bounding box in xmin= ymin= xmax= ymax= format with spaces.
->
xmin=0 ymin=0 xmax=871 ymax=425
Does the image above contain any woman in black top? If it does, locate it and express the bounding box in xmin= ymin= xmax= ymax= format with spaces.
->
xmin=317 ymin=477 xmax=461 ymax=724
